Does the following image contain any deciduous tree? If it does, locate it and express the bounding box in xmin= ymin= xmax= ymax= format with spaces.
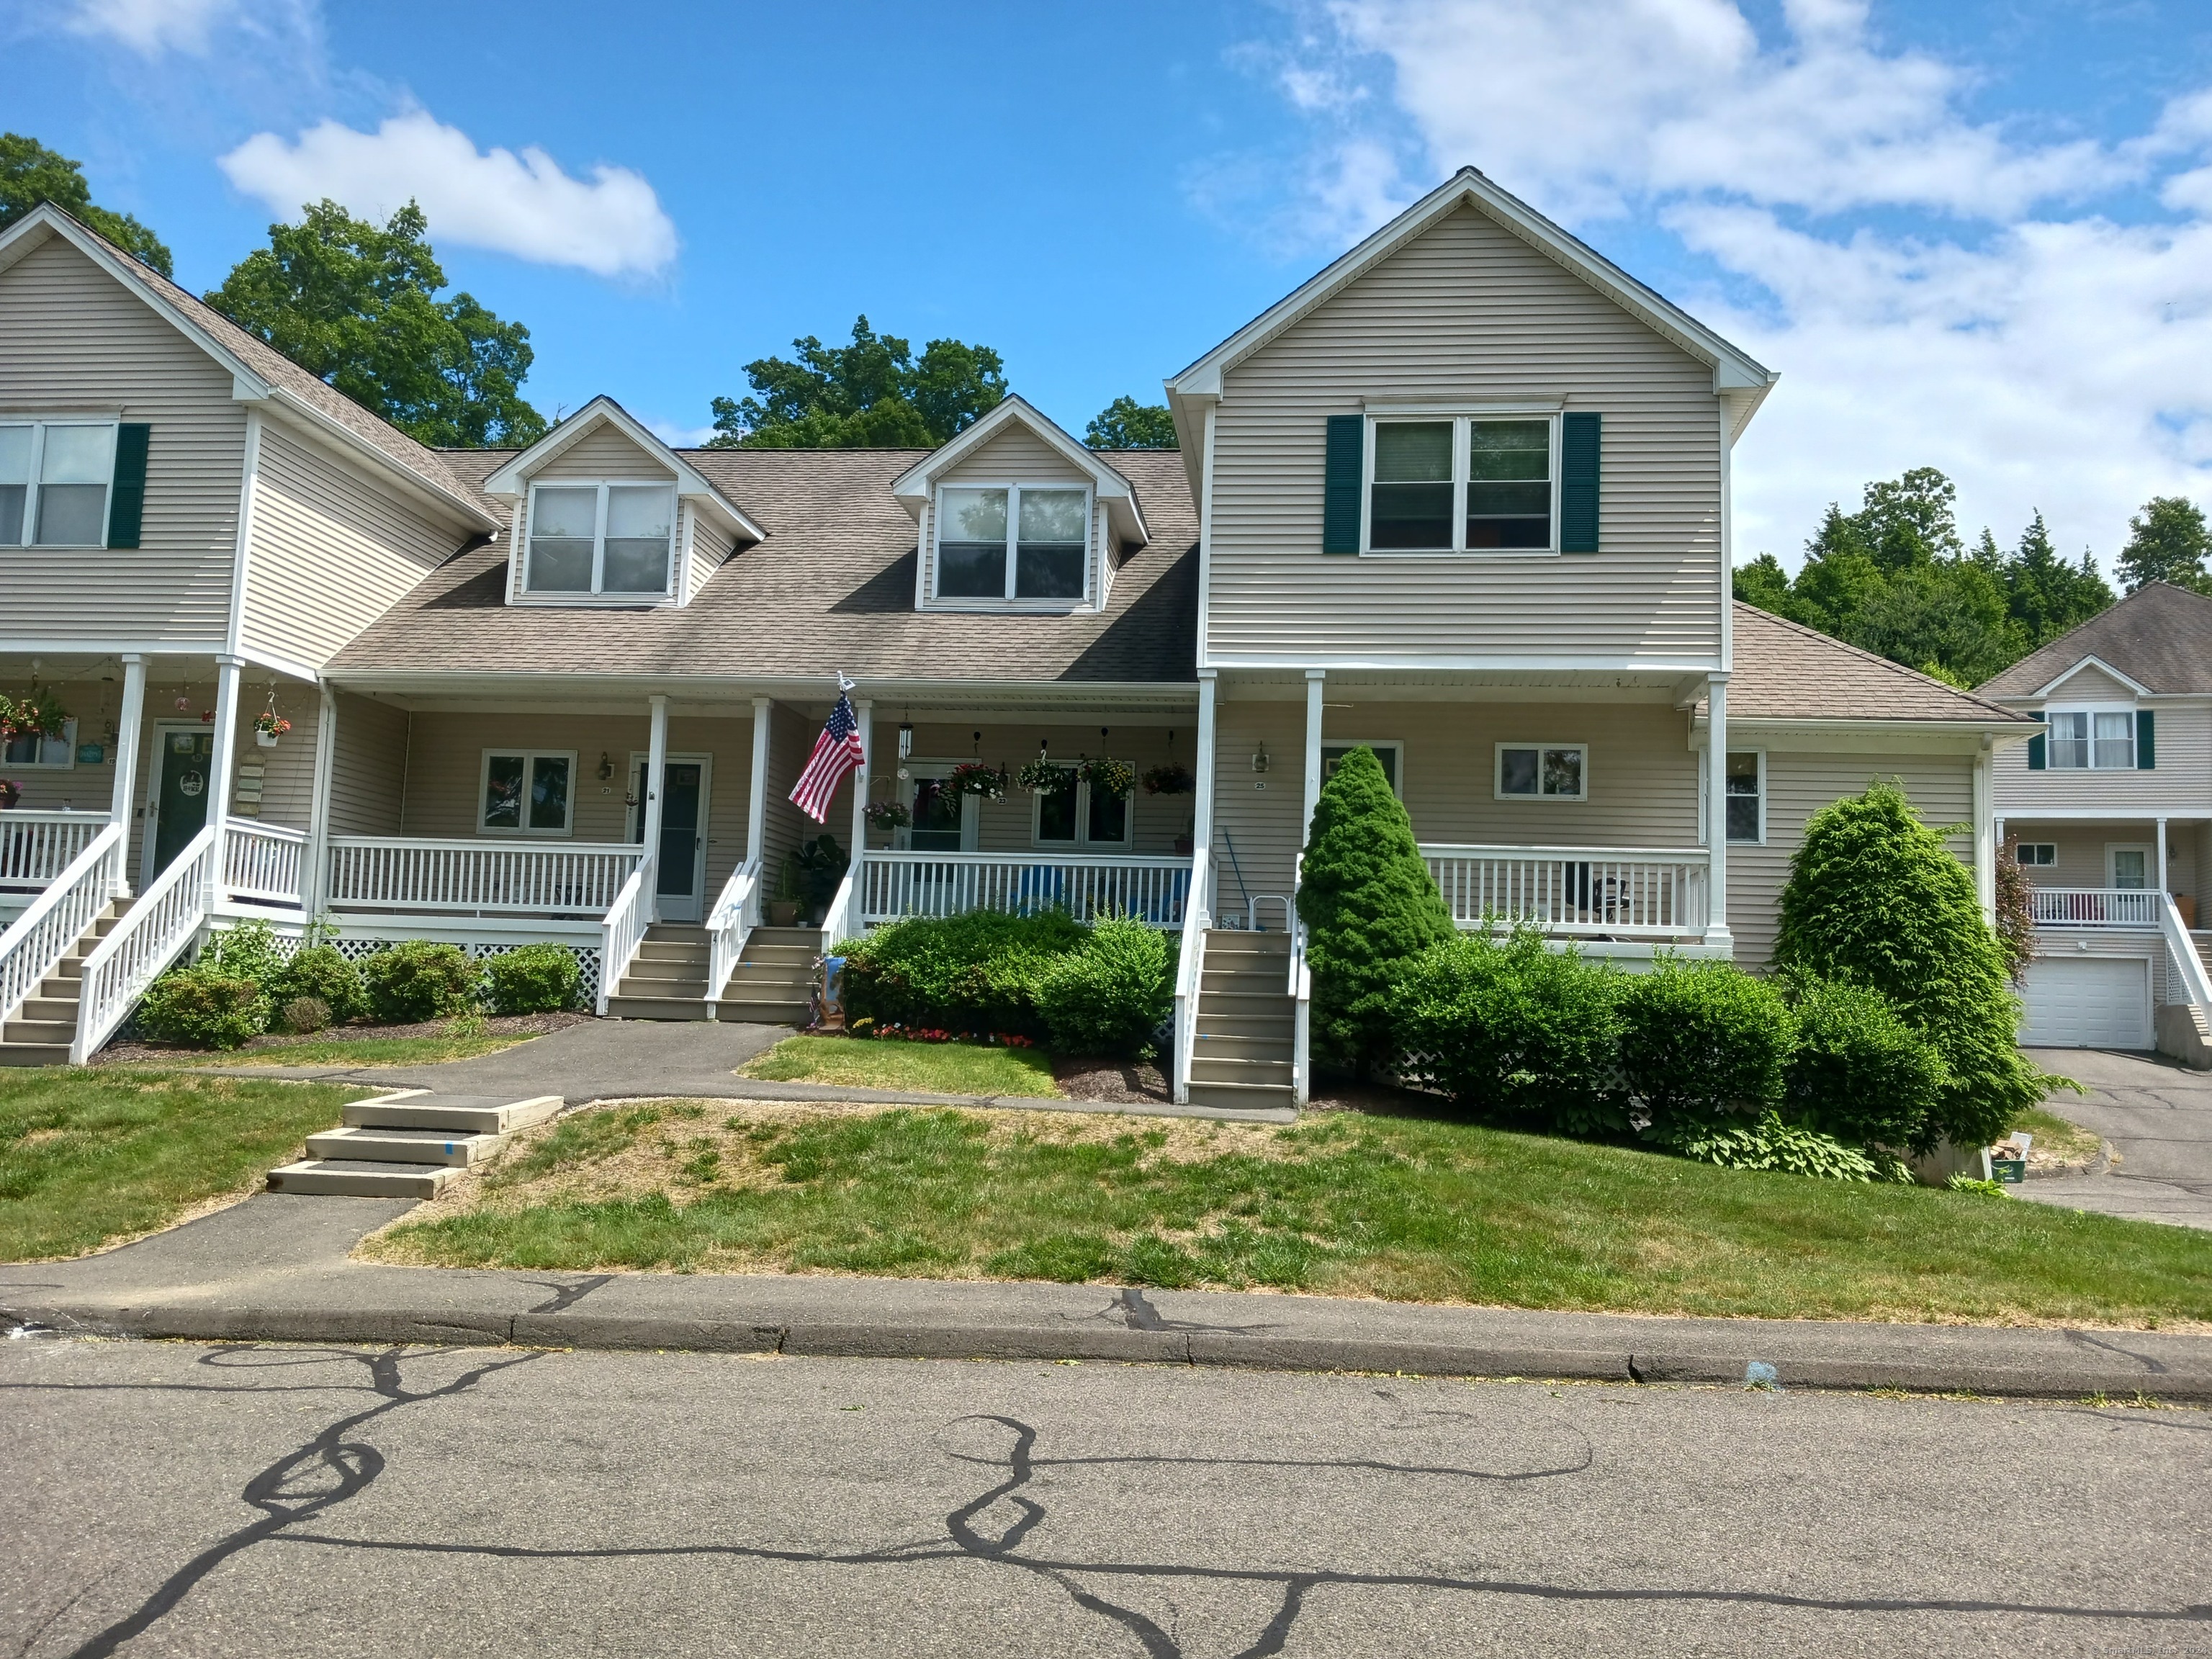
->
xmin=0 ymin=132 xmax=171 ymax=275
xmin=1084 ymin=397 xmax=1178 ymax=449
xmin=708 ymin=317 xmax=1006 ymax=449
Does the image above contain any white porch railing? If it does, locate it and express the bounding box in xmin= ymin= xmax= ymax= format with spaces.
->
xmin=2159 ymin=893 xmax=2212 ymax=1010
xmin=2031 ymin=887 xmax=2161 ymax=928
xmin=73 ymin=825 xmax=219 ymax=1064
xmin=328 ymin=836 xmax=642 ymax=915
xmin=223 ymin=821 xmax=307 ymax=908
xmin=1171 ymin=850 xmax=1211 ymax=1105
xmin=1421 ymin=844 xmax=1709 ymax=938
xmin=706 ymin=856 xmax=762 ymax=1004
xmin=855 ymin=850 xmax=1192 ymax=927
xmin=596 ymin=853 xmax=656 ymax=1016
xmin=0 ymin=810 xmax=113 ymax=891
xmin=0 ymin=820 xmax=124 ymax=1029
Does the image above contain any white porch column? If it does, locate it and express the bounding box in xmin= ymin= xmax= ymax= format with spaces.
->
xmin=746 ymin=696 xmax=771 ymax=868
xmin=1703 ymin=673 xmax=1732 ymax=950
xmin=204 ymin=655 xmax=242 ymax=909
xmin=642 ymin=694 xmax=669 ymax=922
xmin=109 ymin=654 xmax=146 ymax=896
xmin=1973 ymin=745 xmax=1996 ymax=920
xmin=305 ymin=681 xmax=338 ymax=915
xmin=2158 ymin=815 xmax=2170 ymax=898
xmin=1192 ymin=672 xmax=1218 ymax=854
xmin=1301 ymin=669 xmax=1325 ymax=848
xmin=848 ymin=700 xmax=873 ymax=858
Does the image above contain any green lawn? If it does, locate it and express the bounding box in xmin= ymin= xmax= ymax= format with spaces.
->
xmin=2014 ymin=1104 xmax=2102 ymax=1164
xmin=739 ymin=1035 xmax=1061 ymax=1097
xmin=132 ymin=1033 xmax=530 ymax=1069
xmin=368 ymin=1101 xmax=2212 ymax=1326
xmin=0 ymin=1070 xmax=374 ymax=1259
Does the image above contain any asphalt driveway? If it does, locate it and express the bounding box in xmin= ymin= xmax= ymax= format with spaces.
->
xmin=2017 ymin=1047 xmax=2212 ymax=1231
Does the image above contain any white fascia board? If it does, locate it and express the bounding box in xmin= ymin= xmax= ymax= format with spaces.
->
xmin=1202 ymin=652 xmax=1726 ymax=676
xmin=1990 ymin=806 xmax=2212 ymax=822
xmin=484 ymin=395 xmax=765 ymax=541
xmin=889 ymin=395 xmax=1151 ymax=546
xmin=2028 ymin=654 xmax=2156 ymax=701
xmin=1705 ymin=716 xmax=2037 ymax=755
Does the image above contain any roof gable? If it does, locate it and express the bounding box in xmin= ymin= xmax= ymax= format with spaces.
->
xmin=1979 ymin=583 xmax=2212 ymax=699
xmin=2033 ymin=655 xmax=2151 ymax=701
xmin=890 ymin=395 xmax=1148 ymax=546
xmin=481 ymin=395 xmax=764 ymax=541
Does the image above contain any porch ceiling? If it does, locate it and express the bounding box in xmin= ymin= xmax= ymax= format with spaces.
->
xmin=1218 ymin=666 xmax=1701 ymax=704
xmin=331 ymin=673 xmax=1200 ymax=721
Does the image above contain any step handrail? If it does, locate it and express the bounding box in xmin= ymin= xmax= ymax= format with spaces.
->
xmin=0 ymin=819 xmax=125 ymax=1030
xmin=705 ymin=855 xmax=762 ymax=1005
xmin=596 ymin=853 xmax=656 ymax=1016
xmin=1288 ymin=855 xmax=1310 ymax=1107
xmin=2159 ymin=892 xmax=2212 ymax=1009
xmin=819 ymin=866 xmax=859 ymax=951
xmin=1171 ymin=845 xmax=1211 ymax=1105
xmin=72 ymin=825 xmax=218 ymax=1064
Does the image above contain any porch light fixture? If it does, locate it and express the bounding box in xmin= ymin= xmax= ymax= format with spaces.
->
xmin=1251 ymin=742 xmax=1270 ymax=774
xmin=596 ymin=752 xmax=614 ymax=782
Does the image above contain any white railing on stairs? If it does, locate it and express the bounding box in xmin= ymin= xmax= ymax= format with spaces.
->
xmin=855 ymin=849 xmax=1192 ymax=927
xmin=819 ymin=866 xmax=858 ymax=952
xmin=596 ymin=853 xmax=656 ymax=1017
xmin=2032 ymin=887 xmax=2162 ymax=928
xmin=0 ymin=820 xmax=125 ymax=1032
xmin=706 ymin=856 xmax=762 ymax=1007
xmin=222 ymin=821 xmax=307 ymax=907
xmin=0 ymin=810 xmax=114 ymax=892
xmin=2159 ymin=892 xmax=2212 ymax=1010
xmin=1421 ymin=844 xmax=1709 ymax=938
xmin=72 ymin=826 xmax=219 ymax=1064
xmin=1171 ymin=848 xmax=1212 ymax=1105
xmin=328 ymin=836 xmax=642 ymax=915
xmin=1287 ymin=855 xmax=1310 ymax=1107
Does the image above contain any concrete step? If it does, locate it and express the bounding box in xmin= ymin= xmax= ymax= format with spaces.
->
xmin=342 ymin=1092 xmax=565 ymax=1136
xmin=714 ymin=999 xmax=812 ymax=1025
xmin=1191 ymin=1055 xmax=1294 ymax=1087
xmin=265 ymin=1160 xmax=459 ymax=1199
xmin=723 ymin=960 xmax=813 ymax=988
xmin=620 ymin=971 xmax=709 ymax=996
xmin=4 ymin=1018 xmax=74 ymax=1046
xmin=18 ymin=995 xmax=81 ymax=1022
xmin=305 ymin=1125 xmax=503 ymax=1166
xmin=606 ymin=994 xmax=715 ymax=1022
xmin=0 ymin=1041 xmax=71 ymax=1067
xmin=1187 ymin=1079 xmax=1297 ymax=1112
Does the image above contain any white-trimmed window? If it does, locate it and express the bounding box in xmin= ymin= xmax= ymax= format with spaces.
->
xmin=1725 ymin=750 xmax=1763 ymax=844
xmin=479 ymin=750 xmax=575 ymax=835
xmin=2046 ymin=709 xmax=2134 ymax=769
xmin=1321 ymin=742 xmax=1403 ymax=798
xmin=1 ymin=719 xmax=78 ymax=769
xmin=1367 ymin=415 xmax=1555 ymax=554
xmin=1496 ymin=743 xmax=1586 ymax=801
xmin=524 ymin=482 xmax=676 ymax=599
xmin=2015 ymin=842 xmax=2056 ymax=866
xmin=0 ymin=423 xmax=116 ymax=547
xmin=934 ymin=482 xmax=1092 ymax=604
xmin=1032 ymin=766 xmax=1132 ymax=849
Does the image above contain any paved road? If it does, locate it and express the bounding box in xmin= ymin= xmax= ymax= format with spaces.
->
xmin=4 ymin=1339 xmax=2208 ymax=1658
xmin=2019 ymin=1047 xmax=2212 ymax=1230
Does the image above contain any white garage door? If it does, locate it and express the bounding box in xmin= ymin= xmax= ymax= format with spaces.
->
xmin=2021 ymin=956 xmax=2152 ymax=1049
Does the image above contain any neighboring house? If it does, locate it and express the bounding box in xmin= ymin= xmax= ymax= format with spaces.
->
xmin=0 ymin=174 xmax=2032 ymax=1105
xmin=1982 ymin=581 xmax=2212 ymax=1059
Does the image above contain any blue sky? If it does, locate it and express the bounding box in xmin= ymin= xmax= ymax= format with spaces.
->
xmin=8 ymin=0 xmax=2212 ymax=569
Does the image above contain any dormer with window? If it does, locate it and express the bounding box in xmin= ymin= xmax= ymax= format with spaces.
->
xmin=482 ymin=396 xmax=761 ymax=608
xmin=891 ymin=395 xmax=1148 ymax=613
xmin=2023 ymin=657 xmax=2157 ymax=775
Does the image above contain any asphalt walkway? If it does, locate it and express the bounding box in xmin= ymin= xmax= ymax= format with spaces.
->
xmin=2015 ymin=1047 xmax=2212 ymax=1231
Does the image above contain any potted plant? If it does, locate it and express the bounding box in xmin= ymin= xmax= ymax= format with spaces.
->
xmin=0 ymin=688 xmax=67 ymax=742
xmin=0 ymin=779 xmax=18 ymax=811
xmin=253 ymin=710 xmax=292 ymax=748
xmin=946 ymin=760 xmax=1007 ymax=800
xmin=1015 ymin=758 xmax=1074 ymax=795
xmin=767 ymin=855 xmax=803 ymax=927
xmin=1143 ymin=761 xmax=1194 ymax=796
xmin=1079 ymin=755 xmax=1136 ymax=799
xmin=794 ymin=832 xmax=850 ymax=925
xmin=863 ymin=800 xmax=911 ymax=833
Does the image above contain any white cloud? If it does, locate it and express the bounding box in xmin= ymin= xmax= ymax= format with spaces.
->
xmin=219 ymin=111 xmax=679 ymax=280
xmin=65 ymin=0 xmax=240 ymax=55
xmin=1250 ymin=0 xmax=2212 ymax=565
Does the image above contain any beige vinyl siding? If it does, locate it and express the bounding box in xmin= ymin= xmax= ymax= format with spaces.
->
xmin=0 ymin=678 xmax=118 ymax=817
xmin=328 ymin=693 xmax=410 ymax=837
xmin=0 ymin=235 xmax=243 ymax=642
xmin=1993 ymin=699 xmax=2209 ymax=812
xmin=2043 ymin=663 xmax=2139 ymax=703
xmin=685 ymin=508 xmax=736 ymax=602
xmin=1210 ymin=699 xmax=1306 ymax=906
xmin=1208 ymin=204 xmax=1722 ymax=665
xmin=228 ymin=685 xmax=318 ymax=828
xmin=763 ymin=701 xmax=816 ymax=874
xmin=861 ymin=723 xmax=1191 ymax=857
xmin=242 ymin=423 xmax=463 ymax=667
xmin=1730 ymin=750 xmax=1975 ymax=968
xmin=2003 ymin=822 xmax=2196 ymax=900
xmin=534 ymin=426 xmax=676 ymax=480
xmin=925 ymin=428 xmax=1096 ymax=609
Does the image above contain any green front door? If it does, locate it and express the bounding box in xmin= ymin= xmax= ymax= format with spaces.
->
xmin=153 ymin=729 xmax=213 ymax=876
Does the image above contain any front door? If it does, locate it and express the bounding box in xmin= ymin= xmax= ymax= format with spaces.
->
xmin=631 ymin=756 xmax=709 ymax=922
xmin=904 ymin=770 xmax=972 ymax=852
xmin=151 ymin=728 xmax=213 ymax=878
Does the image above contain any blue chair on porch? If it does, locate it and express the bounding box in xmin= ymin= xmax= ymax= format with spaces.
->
xmin=1015 ymin=865 xmax=1066 ymax=914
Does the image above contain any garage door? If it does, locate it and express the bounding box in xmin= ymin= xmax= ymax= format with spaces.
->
xmin=2021 ymin=956 xmax=2152 ymax=1048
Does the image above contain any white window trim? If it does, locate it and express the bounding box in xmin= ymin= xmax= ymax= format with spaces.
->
xmin=1319 ymin=739 xmax=1405 ymax=799
xmin=1028 ymin=763 xmax=1134 ymax=850
xmin=1494 ymin=741 xmax=1588 ymax=802
xmin=518 ymin=479 xmax=680 ymax=606
xmin=2045 ymin=703 xmax=2137 ymax=770
xmin=0 ymin=418 xmax=119 ymax=549
xmin=477 ymin=748 xmax=577 ymax=837
xmin=1723 ymin=748 xmax=1765 ymax=845
xmin=2106 ymin=842 xmax=2153 ymax=891
xmin=2015 ymin=842 xmax=2057 ymax=866
xmin=1359 ymin=413 xmax=1559 ymax=557
xmin=929 ymin=480 xmax=1095 ymax=611
xmin=2 ymin=717 xmax=79 ymax=770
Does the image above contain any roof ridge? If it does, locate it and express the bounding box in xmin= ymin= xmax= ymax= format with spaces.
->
xmin=1732 ymin=600 xmax=2025 ymax=721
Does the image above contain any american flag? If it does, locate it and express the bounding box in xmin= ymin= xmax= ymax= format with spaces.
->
xmin=790 ymin=691 xmax=864 ymax=822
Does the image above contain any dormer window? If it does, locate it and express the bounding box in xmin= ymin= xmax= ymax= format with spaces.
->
xmin=525 ymin=482 xmax=675 ymax=599
xmin=935 ymin=483 xmax=1091 ymax=604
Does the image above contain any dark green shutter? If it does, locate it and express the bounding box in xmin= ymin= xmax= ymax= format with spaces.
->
xmin=107 ymin=423 xmax=150 ymax=549
xmin=1322 ymin=415 xmax=1362 ymax=554
xmin=2138 ymin=709 xmax=2156 ymax=769
xmin=2027 ymin=714 xmax=2045 ymax=770
xmin=1560 ymin=411 xmax=1601 ymax=553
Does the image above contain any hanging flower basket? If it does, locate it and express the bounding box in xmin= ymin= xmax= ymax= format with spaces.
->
xmin=1079 ymin=755 xmax=1136 ymax=800
xmin=863 ymin=800 xmax=912 ymax=831
xmin=254 ymin=711 xmax=291 ymax=748
xmin=1015 ymin=758 xmax=1075 ymax=796
xmin=0 ymin=688 xmax=68 ymax=740
xmin=1141 ymin=762 xmax=1194 ymax=796
xmin=946 ymin=760 xmax=1007 ymax=800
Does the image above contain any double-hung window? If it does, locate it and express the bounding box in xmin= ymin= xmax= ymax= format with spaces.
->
xmin=1033 ymin=766 xmax=1131 ymax=848
xmin=1496 ymin=744 xmax=1586 ymax=800
xmin=480 ymin=750 xmax=575 ymax=835
xmin=1725 ymin=751 xmax=1763 ymax=843
xmin=0 ymin=422 xmax=116 ymax=547
xmin=1368 ymin=416 xmax=1555 ymax=552
xmin=525 ymin=482 xmax=675 ymax=599
xmin=935 ymin=483 xmax=1091 ymax=603
xmin=2 ymin=719 xmax=78 ymax=768
xmin=2046 ymin=709 xmax=2134 ymax=769
xmin=2015 ymin=842 xmax=2056 ymax=866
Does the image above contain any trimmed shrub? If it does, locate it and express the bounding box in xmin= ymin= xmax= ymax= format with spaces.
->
xmin=276 ymin=945 xmax=363 ymax=1024
xmin=1298 ymin=746 xmax=1456 ymax=1077
xmin=278 ymin=994 xmax=332 ymax=1035
xmin=359 ymin=940 xmax=481 ymax=1025
xmin=1396 ymin=928 xmax=1626 ymax=1134
xmin=485 ymin=943 xmax=583 ymax=1015
xmin=840 ymin=909 xmax=1087 ymax=1036
xmin=139 ymin=968 xmax=268 ymax=1049
xmin=1784 ymin=976 xmax=1949 ymax=1150
xmin=1774 ymin=781 xmax=2055 ymax=1151
xmin=1617 ymin=959 xmax=1794 ymax=1137
xmin=1659 ymin=1111 xmax=1910 ymax=1183
xmin=199 ymin=919 xmax=289 ymax=987
xmin=1034 ymin=916 xmax=1175 ymax=1056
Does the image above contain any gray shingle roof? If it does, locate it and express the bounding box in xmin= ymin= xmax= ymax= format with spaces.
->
xmin=1727 ymin=603 xmax=2032 ymax=724
xmin=1977 ymin=582 xmax=2212 ymax=698
xmin=330 ymin=446 xmax=1200 ymax=685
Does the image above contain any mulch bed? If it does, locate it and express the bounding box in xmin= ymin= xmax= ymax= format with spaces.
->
xmin=96 ymin=1009 xmax=593 ymax=1067
xmin=1051 ymin=1055 xmax=1173 ymax=1105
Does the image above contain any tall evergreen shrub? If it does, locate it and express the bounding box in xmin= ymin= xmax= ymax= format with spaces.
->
xmin=1773 ymin=781 xmax=2054 ymax=1151
xmin=1297 ymin=746 xmax=1455 ymax=1076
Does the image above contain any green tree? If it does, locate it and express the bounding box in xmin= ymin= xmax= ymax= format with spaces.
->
xmin=1855 ymin=466 xmax=1963 ymax=572
xmin=2115 ymin=496 xmax=2211 ymax=594
xmin=1731 ymin=552 xmax=1794 ymax=615
xmin=205 ymin=200 xmax=547 ymax=448
xmin=0 ymin=132 xmax=171 ymax=276
xmin=2004 ymin=511 xmax=2113 ymax=645
xmin=1085 ymin=396 xmax=1178 ymax=449
xmin=1297 ymin=746 xmax=1456 ymax=1077
xmin=708 ymin=316 xmax=1005 ymax=449
xmin=1846 ymin=560 xmax=2021 ymax=688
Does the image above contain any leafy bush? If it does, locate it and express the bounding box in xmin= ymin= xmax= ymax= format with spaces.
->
xmin=1774 ymin=781 xmax=2056 ymax=1151
xmin=1298 ymin=746 xmax=1456 ymax=1077
xmin=139 ymin=968 xmax=268 ymax=1050
xmin=199 ymin=920 xmax=289 ymax=988
xmin=1033 ymin=916 xmax=1174 ymax=1056
xmin=278 ymin=994 xmax=331 ymax=1035
xmin=1656 ymin=1111 xmax=1910 ymax=1183
xmin=484 ymin=943 xmax=583 ymax=1015
xmin=276 ymin=945 xmax=363 ymax=1024
xmin=359 ymin=940 xmax=481 ymax=1025
xmin=840 ymin=909 xmax=1087 ymax=1037
xmin=1784 ymin=976 xmax=1949 ymax=1149
xmin=1396 ymin=928 xmax=1626 ymax=1133
xmin=1617 ymin=959 xmax=1794 ymax=1136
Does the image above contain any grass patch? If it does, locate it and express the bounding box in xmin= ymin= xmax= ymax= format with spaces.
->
xmin=2014 ymin=1104 xmax=2101 ymax=1164
xmin=140 ymin=1034 xmax=529 ymax=1069
xmin=369 ymin=1101 xmax=2212 ymax=1326
xmin=739 ymin=1035 xmax=1061 ymax=1098
xmin=0 ymin=1070 xmax=374 ymax=1260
